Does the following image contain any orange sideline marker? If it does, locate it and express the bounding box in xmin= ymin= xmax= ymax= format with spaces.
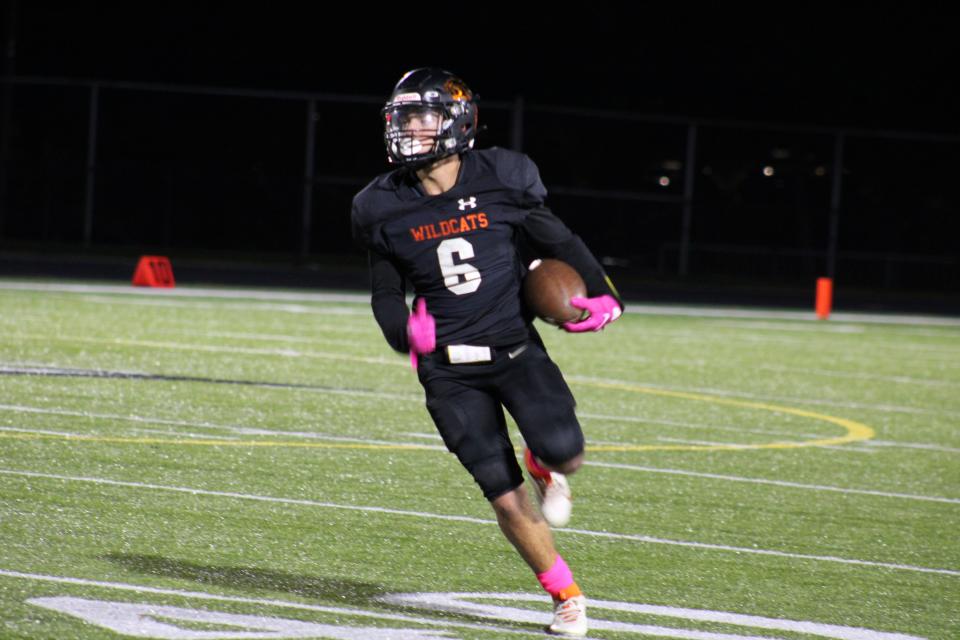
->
xmin=815 ymin=277 xmax=832 ymax=319
xmin=132 ymin=255 xmax=175 ymax=288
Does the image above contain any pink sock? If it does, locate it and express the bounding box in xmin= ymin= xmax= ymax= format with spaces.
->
xmin=536 ymin=555 xmax=576 ymax=598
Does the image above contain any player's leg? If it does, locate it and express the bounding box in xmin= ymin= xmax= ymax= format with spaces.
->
xmin=489 ymin=482 xmax=555 ymax=571
xmin=499 ymin=343 xmax=584 ymax=470
xmin=418 ymin=359 xmax=587 ymax=636
xmin=490 ymin=484 xmax=587 ymax=636
xmin=498 ymin=342 xmax=584 ymax=528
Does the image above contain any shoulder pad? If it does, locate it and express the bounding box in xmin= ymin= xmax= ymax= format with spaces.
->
xmin=466 ymin=147 xmax=541 ymax=193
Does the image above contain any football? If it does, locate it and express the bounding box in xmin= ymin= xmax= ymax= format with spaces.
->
xmin=523 ymin=259 xmax=587 ymax=326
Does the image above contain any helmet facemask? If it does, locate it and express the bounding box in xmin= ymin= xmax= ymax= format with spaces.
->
xmin=383 ymin=104 xmax=454 ymax=165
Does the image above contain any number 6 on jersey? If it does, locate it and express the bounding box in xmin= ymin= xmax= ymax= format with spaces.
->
xmin=437 ymin=237 xmax=482 ymax=295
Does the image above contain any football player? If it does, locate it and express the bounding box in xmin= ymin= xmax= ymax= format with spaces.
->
xmin=351 ymin=68 xmax=623 ymax=637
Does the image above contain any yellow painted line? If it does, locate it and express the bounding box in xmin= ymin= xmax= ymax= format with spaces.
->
xmin=573 ymin=379 xmax=874 ymax=452
xmin=0 ymin=431 xmax=434 ymax=450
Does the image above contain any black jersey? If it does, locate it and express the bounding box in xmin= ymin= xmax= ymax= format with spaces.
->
xmin=352 ymin=147 xmax=619 ymax=353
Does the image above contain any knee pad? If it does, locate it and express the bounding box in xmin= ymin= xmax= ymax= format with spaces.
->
xmin=531 ymin=424 xmax=584 ymax=468
xmin=464 ymin=451 xmax=524 ymax=501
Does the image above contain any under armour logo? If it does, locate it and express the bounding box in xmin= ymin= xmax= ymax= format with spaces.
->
xmin=458 ymin=197 xmax=477 ymax=211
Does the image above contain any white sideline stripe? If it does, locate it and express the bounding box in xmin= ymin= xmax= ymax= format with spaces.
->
xmin=9 ymin=335 xmax=410 ymax=369
xmin=3 ymin=280 xmax=960 ymax=326
xmin=1 ymin=469 xmax=957 ymax=577
xmin=130 ymin=428 xmax=241 ymax=441
xmin=0 ymin=570 xmax=535 ymax=637
xmin=77 ymin=295 xmax=374 ymax=317
xmin=626 ymin=303 xmax=960 ymax=327
xmin=0 ymin=281 xmax=371 ymax=303
xmin=585 ymin=461 xmax=960 ymax=505
xmin=616 ymin=353 xmax=960 ymax=385
xmin=200 ymin=331 xmax=373 ymax=348
xmin=569 ymin=375 xmax=960 ymax=419
xmin=224 ymin=427 xmax=445 ymax=450
xmin=608 ymin=328 xmax=960 ymax=359
xmin=655 ymin=436 xmax=879 ymax=455
xmin=712 ymin=320 xmax=865 ymax=334
xmin=402 ymin=432 xmax=444 ymax=441
xmin=756 ymin=364 xmax=960 ymax=389
xmin=0 ymin=362 xmax=419 ymax=401
xmin=866 ymin=440 xmax=960 ymax=454
xmin=0 ymin=426 xmax=100 ymax=438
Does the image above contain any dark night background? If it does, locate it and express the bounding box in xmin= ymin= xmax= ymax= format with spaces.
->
xmin=1 ymin=2 xmax=958 ymax=311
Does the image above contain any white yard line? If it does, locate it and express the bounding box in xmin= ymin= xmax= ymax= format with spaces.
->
xmin=0 ymin=468 xmax=956 ymax=577
xmin=0 ymin=569 xmax=924 ymax=640
xmin=0 ymin=570 xmax=536 ymax=637
xmin=584 ymin=461 xmax=960 ymax=505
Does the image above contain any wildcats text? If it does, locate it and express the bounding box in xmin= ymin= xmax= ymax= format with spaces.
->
xmin=410 ymin=213 xmax=488 ymax=242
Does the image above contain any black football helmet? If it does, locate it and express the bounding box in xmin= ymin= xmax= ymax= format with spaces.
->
xmin=382 ymin=68 xmax=478 ymax=168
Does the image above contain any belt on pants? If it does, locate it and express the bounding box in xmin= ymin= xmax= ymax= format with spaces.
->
xmin=434 ymin=341 xmax=529 ymax=364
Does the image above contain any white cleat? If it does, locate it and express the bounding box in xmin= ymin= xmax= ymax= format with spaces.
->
xmin=524 ymin=449 xmax=573 ymax=527
xmin=536 ymin=471 xmax=572 ymax=527
xmin=548 ymin=595 xmax=588 ymax=637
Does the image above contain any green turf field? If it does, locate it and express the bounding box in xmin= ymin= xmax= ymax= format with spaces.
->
xmin=0 ymin=281 xmax=957 ymax=639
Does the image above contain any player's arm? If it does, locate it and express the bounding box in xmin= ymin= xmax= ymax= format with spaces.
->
xmin=503 ymin=149 xmax=623 ymax=309
xmin=521 ymin=206 xmax=623 ymax=309
xmin=352 ymin=194 xmax=415 ymax=354
xmin=369 ymin=250 xmax=410 ymax=353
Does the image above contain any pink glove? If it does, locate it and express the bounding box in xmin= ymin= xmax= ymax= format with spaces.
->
xmin=407 ymin=298 xmax=436 ymax=369
xmin=562 ymin=295 xmax=622 ymax=333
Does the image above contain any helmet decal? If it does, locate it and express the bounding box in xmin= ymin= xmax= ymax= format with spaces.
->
xmin=443 ymin=79 xmax=471 ymax=102
xmin=392 ymin=92 xmax=422 ymax=104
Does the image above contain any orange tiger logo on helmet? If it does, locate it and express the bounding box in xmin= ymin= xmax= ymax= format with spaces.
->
xmin=444 ymin=78 xmax=472 ymax=102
